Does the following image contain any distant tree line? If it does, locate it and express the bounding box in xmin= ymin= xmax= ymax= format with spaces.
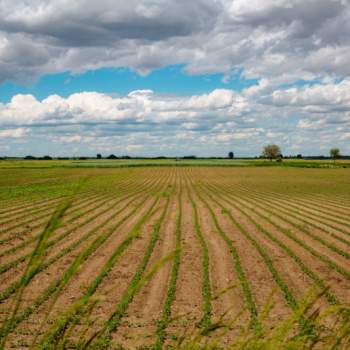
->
xmin=1 ymin=147 xmax=347 ymax=161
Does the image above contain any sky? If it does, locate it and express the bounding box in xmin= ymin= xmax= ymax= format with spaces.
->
xmin=0 ymin=0 xmax=350 ymax=157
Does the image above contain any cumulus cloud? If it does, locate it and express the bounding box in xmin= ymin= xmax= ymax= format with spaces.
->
xmin=0 ymin=0 xmax=350 ymax=82
xmin=0 ymin=127 xmax=29 ymax=138
xmin=0 ymin=89 xmax=241 ymax=127
xmin=1 ymin=81 xmax=349 ymax=156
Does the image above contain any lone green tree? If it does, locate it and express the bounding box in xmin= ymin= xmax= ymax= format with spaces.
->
xmin=262 ymin=144 xmax=281 ymax=161
xmin=330 ymin=148 xmax=340 ymax=162
xmin=228 ymin=151 xmax=234 ymax=159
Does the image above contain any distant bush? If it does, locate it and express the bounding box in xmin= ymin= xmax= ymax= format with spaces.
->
xmin=41 ymin=155 xmax=53 ymax=160
xmin=107 ymin=154 xmax=118 ymax=159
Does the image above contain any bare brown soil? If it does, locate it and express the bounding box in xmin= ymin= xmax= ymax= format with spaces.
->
xmin=1 ymin=167 xmax=350 ymax=349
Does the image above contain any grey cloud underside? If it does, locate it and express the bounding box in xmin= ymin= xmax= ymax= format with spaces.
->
xmin=1 ymin=0 xmax=350 ymax=81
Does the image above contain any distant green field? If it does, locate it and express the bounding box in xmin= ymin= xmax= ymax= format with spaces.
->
xmin=1 ymin=158 xmax=350 ymax=169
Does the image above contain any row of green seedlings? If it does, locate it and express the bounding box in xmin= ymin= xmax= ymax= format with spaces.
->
xmin=200 ymin=181 xmax=339 ymax=307
xmin=199 ymin=184 xmax=299 ymax=314
xmin=236 ymin=183 xmax=350 ymax=239
xmin=0 ymin=169 xmax=153 ymax=244
xmin=0 ymin=174 xmax=165 ymax=304
xmin=0 ymin=191 xmax=118 ymax=254
xmin=0 ymin=190 xmax=110 ymax=242
xmin=0 ymin=190 xmax=74 ymax=217
xmin=73 ymin=169 xmax=178 ymax=349
xmin=0 ymin=186 xmax=104 ymax=225
xmin=204 ymin=181 xmax=350 ymax=286
xmin=204 ymin=180 xmax=350 ymax=337
xmin=201 ymin=183 xmax=330 ymax=338
xmin=234 ymin=184 xmax=350 ymax=251
xmin=0 ymin=172 xmax=145 ymax=257
xmin=0 ymin=177 xmax=89 ymax=349
xmin=0 ymin=174 xmax=150 ymax=270
xmin=189 ymin=170 xmax=319 ymax=323
xmin=35 ymin=191 xmax=168 ymax=349
xmin=229 ymin=185 xmax=350 ymax=262
xmin=59 ymin=182 xmax=174 ymax=350
xmin=0 ymin=168 xmax=139 ymax=230
xmin=154 ymin=186 xmax=182 ymax=349
xmin=237 ymin=182 xmax=350 ymax=222
xmin=187 ymin=186 xmax=212 ymax=330
xmin=175 ymin=288 xmax=350 ymax=350
xmin=0 ymin=194 xmax=112 ymax=259
xmin=0 ymin=180 xmax=112 ymax=228
xmin=191 ymin=185 xmax=259 ymax=330
xmin=248 ymin=180 xmax=350 ymax=208
xmin=0 ymin=172 xmax=170 ymax=347
xmin=0 ymin=172 xmax=136 ymax=237
xmin=0 ymin=195 xmax=70 ymax=224
xmin=0 ymin=178 xmax=93 ymax=209
xmin=206 ymin=174 xmax=350 ymax=252
xmin=0 ymin=190 xmax=146 ymax=303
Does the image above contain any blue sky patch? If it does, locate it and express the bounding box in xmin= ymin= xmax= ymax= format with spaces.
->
xmin=0 ymin=65 xmax=259 ymax=102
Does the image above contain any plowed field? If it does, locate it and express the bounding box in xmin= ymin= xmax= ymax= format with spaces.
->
xmin=0 ymin=167 xmax=349 ymax=349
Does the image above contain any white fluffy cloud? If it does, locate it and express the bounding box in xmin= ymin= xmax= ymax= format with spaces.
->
xmin=1 ymin=1 xmax=350 ymax=156
xmin=0 ymin=127 xmax=29 ymax=138
xmin=1 ymin=81 xmax=349 ymax=156
xmin=0 ymin=89 xmax=241 ymax=126
xmin=0 ymin=0 xmax=350 ymax=82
